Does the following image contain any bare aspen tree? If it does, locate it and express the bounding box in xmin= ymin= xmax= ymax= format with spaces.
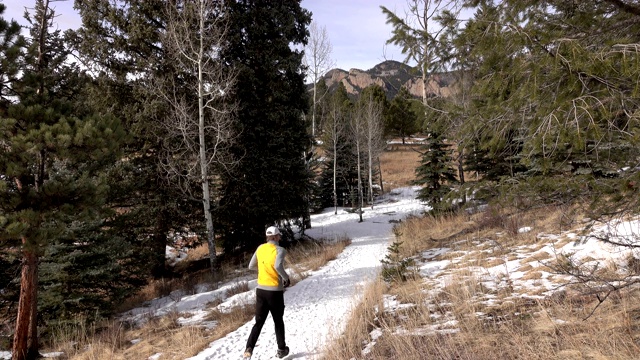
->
xmin=351 ymin=102 xmax=368 ymax=223
xmin=361 ymin=95 xmax=385 ymax=208
xmin=302 ymin=22 xmax=333 ymax=230
xmin=322 ymin=100 xmax=347 ymax=215
xmin=303 ymin=21 xmax=335 ymax=139
xmin=158 ymin=0 xmax=237 ymax=273
xmin=382 ymin=0 xmax=460 ymax=114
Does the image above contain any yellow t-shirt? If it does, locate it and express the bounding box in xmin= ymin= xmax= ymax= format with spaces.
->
xmin=249 ymin=241 xmax=289 ymax=290
xmin=257 ymin=243 xmax=279 ymax=287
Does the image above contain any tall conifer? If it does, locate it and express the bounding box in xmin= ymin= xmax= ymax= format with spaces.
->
xmin=0 ymin=2 xmax=124 ymax=358
xmin=74 ymin=0 xmax=203 ymax=277
xmin=387 ymin=87 xmax=420 ymax=143
xmin=217 ymin=0 xmax=312 ymax=251
xmin=414 ymin=130 xmax=458 ymax=211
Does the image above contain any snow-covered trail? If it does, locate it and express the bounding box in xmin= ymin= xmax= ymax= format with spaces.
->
xmin=188 ymin=188 xmax=424 ymax=360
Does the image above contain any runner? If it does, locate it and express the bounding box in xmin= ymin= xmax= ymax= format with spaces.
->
xmin=243 ymin=226 xmax=290 ymax=359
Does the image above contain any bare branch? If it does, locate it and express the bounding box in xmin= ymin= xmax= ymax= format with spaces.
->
xmin=154 ymin=0 xmax=239 ymax=271
xmin=303 ymin=21 xmax=335 ymax=138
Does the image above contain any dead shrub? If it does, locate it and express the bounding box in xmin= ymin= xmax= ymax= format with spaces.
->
xmin=288 ymin=236 xmax=351 ymax=272
xmin=322 ymin=280 xmax=385 ymax=360
xmin=225 ymin=281 xmax=249 ymax=297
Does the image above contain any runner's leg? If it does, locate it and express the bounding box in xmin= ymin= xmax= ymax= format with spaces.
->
xmin=246 ymin=289 xmax=269 ymax=349
xmin=270 ymin=291 xmax=286 ymax=349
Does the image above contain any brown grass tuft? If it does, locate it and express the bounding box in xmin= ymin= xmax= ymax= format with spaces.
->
xmin=225 ymin=281 xmax=250 ymax=297
xmin=379 ymin=144 xmax=421 ymax=191
xmin=288 ymin=236 xmax=351 ymax=273
xmin=328 ymin=202 xmax=640 ymax=359
xmin=204 ymin=305 xmax=255 ymax=341
xmin=47 ymin=233 xmax=354 ymax=360
xmin=323 ymin=279 xmax=386 ymax=360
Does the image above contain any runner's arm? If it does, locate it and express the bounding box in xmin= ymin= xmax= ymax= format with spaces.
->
xmin=248 ymin=251 xmax=257 ymax=270
xmin=274 ymin=247 xmax=289 ymax=281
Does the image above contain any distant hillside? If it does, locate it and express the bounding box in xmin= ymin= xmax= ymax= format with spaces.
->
xmin=318 ymin=60 xmax=458 ymax=100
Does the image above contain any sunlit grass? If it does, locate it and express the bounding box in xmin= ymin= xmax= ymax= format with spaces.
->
xmin=48 ymin=237 xmax=352 ymax=360
xmin=379 ymin=144 xmax=421 ymax=191
xmin=323 ymin=204 xmax=640 ymax=360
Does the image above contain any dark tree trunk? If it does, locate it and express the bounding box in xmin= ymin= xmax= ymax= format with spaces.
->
xmin=457 ymin=149 xmax=466 ymax=204
xmin=26 ymin=263 xmax=39 ymax=360
xmin=151 ymin=208 xmax=170 ymax=278
xmin=12 ymin=245 xmax=38 ymax=360
xmin=377 ymin=157 xmax=384 ymax=194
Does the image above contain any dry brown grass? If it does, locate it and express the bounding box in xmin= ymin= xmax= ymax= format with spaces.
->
xmin=379 ymin=144 xmax=421 ymax=191
xmin=324 ymin=203 xmax=640 ymax=360
xmin=116 ymin=271 xmax=216 ymax=313
xmin=204 ymin=304 xmax=255 ymax=341
xmin=224 ymin=281 xmax=250 ymax=297
xmin=49 ymin=236 xmax=352 ymax=360
xmin=287 ymin=236 xmax=351 ymax=283
xmin=323 ymin=279 xmax=386 ymax=360
xmin=50 ymin=313 xmax=211 ymax=360
xmin=185 ymin=243 xmax=212 ymax=262
xmin=391 ymin=212 xmax=475 ymax=260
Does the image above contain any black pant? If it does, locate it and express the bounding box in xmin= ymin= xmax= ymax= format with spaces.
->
xmin=246 ymin=288 xmax=286 ymax=350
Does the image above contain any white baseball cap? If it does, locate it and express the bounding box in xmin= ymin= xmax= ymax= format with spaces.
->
xmin=265 ymin=226 xmax=281 ymax=236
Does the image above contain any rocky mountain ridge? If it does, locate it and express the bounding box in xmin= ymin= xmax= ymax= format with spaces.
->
xmin=320 ymin=60 xmax=457 ymax=100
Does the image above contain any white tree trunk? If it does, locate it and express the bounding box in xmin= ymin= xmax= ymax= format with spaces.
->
xmin=368 ymin=142 xmax=374 ymax=208
xmin=197 ymin=2 xmax=217 ymax=271
xmin=356 ymin=139 xmax=363 ymax=222
xmin=304 ymin=22 xmax=334 ymax=139
xmin=159 ymin=0 xmax=237 ymax=273
xmin=333 ymin=137 xmax=338 ymax=214
xmin=198 ymin=23 xmax=217 ymax=269
xmin=360 ymin=94 xmax=384 ymax=210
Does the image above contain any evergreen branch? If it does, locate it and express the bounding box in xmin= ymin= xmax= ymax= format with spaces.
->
xmin=503 ymin=23 xmax=626 ymax=97
xmin=602 ymin=0 xmax=640 ymax=17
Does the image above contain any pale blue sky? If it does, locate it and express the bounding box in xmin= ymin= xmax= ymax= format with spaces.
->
xmin=304 ymin=0 xmax=412 ymax=70
xmin=2 ymin=0 xmax=412 ymax=71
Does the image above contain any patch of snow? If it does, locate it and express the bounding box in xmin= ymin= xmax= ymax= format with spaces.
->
xmin=166 ymin=246 xmax=188 ymax=267
xmin=84 ymin=185 xmax=640 ymax=360
xmin=42 ymin=353 xmax=64 ymax=358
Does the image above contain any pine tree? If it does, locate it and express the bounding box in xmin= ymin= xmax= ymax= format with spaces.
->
xmin=74 ymin=0 xmax=203 ymax=277
xmin=458 ymin=1 xmax=640 ymax=176
xmin=0 ymin=1 xmax=25 ymax=343
xmin=414 ymin=130 xmax=458 ymax=211
xmin=217 ymin=0 xmax=312 ymax=252
xmin=382 ymin=0 xmax=460 ymax=115
xmin=387 ymin=87 xmax=419 ymax=143
xmin=450 ymin=0 xmax=640 ymax=213
xmin=464 ymin=130 xmax=527 ymax=182
xmin=0 ymin=2 xmax=124 ymax=358
xmin=360 ymin=84 xmax=389 ymax=111
xmin=0 ymin=3 xmax=25 ymax=114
